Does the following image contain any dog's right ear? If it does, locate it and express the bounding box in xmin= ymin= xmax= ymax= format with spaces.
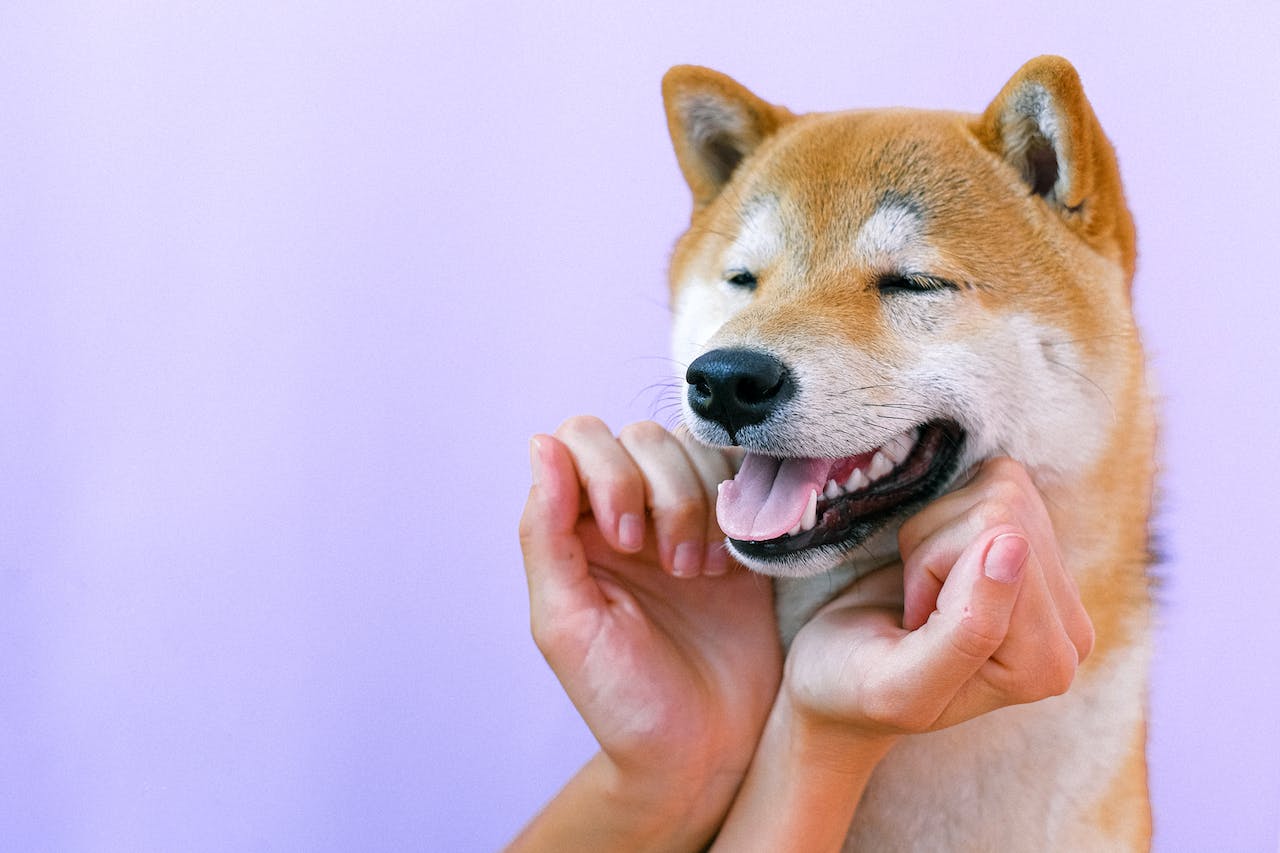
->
xmin=662 ymin=66 xmax=791 ymax=208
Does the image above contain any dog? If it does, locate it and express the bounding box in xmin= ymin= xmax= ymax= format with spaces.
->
xmin=663 ymin=57 xmax=1154 ymax=849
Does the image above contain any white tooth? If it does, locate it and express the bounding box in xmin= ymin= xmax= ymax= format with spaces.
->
xmin=881 ymin=439 xmax=900 ymax=464
xmin=800 ymin=489 xmax=818 ymax=531
xmin=885 ymin=435 xmax=909 ymax=464
xmin=824 ymin=479 xmax=841 ymax=500
xmin=844 ymin=468 xmax=868 ymax=492
xmin=869 ymin=451 xmax=893 ymax=480
xmin=788 ymin=522 xmax=802 ymax=537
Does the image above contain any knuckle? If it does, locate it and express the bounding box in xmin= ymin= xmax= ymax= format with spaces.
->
xmin=898 ymin=514 xmax=926 ymax=554
xmin=950 ymin=610 xmax=1005 ymax=661
xmin=593 ymin=459 xmax=635 ymax=490
xmin=618 ymin=420 xmax=669 ymax=447
xmin=657 ymin=494 xmax=705 ymax=533
xmin=517 ymin=502 xmax=541 ymax=552
xmin=859 ymin=696 xmax=897 ymax=731
xmin=557 ymin=414 xmax=607 ymax=440
xmin=517 ymin=518 xmax=536 ymax=552
xmin=989 ymin=476 xmax=1025 ymax=508
xmin=1014 ymin=647 xmax=1077 ymax=702
xmin=970 ymin=498 xmax=1001 ymax=530
xmin=1009 ymin=680 xmax=1046 ymax=705
xmin=984 ymin=456 xmax=1030 ymax=486
xmin=578 ymin=467 xmax=623 ymax=503
xmin=1043 ymin=647 xmax=1079 ymax=696
xmin=980 ymin=464 xmax=1041 ymax=516
xmin=973 ymin=495 xmax=1019 ymax=531
xmin=1076 ymin=620 xmax=1097 ymax=663
xmin=528 ymin=612 xmax=561 ymax=656
xmin=861 ymin=680 xmax=925 ymax=734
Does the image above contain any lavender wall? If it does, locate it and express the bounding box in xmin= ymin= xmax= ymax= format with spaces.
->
xmin=3 ymin=2 xmax=1277 ymax=850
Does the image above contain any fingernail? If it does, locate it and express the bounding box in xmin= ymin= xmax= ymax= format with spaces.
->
xmin=529 ymin=437 xmax=543 ymax=485
xmin=984 ymin=533 xmax=1029 ymax=583
xmin=618 ymin=513 xmax=644 ymax=552
xmin=673 ymin=542 xmax=701 ymax=577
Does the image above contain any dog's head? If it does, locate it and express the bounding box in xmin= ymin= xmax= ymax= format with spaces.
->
xmin=664 ymin=57 xmax=1138 ymax=577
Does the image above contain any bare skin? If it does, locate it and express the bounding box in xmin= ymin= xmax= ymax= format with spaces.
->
xmin=510 ymin=418 xmax=781 ymax=852
xmin=510 ymin=422 xmax=1093 ymax=853
xmin=715 ymin=458 xmax=1094 ymax=850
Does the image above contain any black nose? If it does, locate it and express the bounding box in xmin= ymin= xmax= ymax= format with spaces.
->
xmin=686 ymin=348 xmax=793 ymax=444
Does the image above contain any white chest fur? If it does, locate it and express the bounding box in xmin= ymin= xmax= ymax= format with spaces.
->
xmin=775 ymin=573 xmax=1151 ymax=851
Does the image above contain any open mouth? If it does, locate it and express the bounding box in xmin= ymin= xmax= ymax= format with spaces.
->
xmin=717 ymin=420 xmax=966 ymax=560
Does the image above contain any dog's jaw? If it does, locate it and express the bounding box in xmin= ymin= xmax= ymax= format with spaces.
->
xmin=699 ymin=419 xmax=967 ymax=578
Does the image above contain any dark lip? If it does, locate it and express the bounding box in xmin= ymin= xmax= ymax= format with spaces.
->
xmin=729 ymin=420 xmax=966 ymax=561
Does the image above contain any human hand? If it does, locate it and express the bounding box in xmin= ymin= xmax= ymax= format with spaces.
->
xmin=518 ymin=417 xmax=782 ymax=841
xmin=784 ymin=457 xmax=1094 ymax=744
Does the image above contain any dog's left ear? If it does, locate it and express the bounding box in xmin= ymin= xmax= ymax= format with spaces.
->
xmin=976 ymin=56 xmax=1135 ymax=274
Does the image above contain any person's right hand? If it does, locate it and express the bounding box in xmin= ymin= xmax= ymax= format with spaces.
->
xmin=784 ymin=456 xmax=1095 ymax=741
xmin=519 ymin=417 xmax=782 ymax=841
xmin=709 ymin=458 xmax=1096 ymax=852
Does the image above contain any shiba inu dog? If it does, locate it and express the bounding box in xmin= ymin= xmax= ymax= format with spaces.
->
xmin=664 ymin=57 xmax=1154 ymax=849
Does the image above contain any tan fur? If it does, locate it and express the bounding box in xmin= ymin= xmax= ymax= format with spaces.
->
xmin=663 ymin=57 xmax=1154 ymax=849
xmin=1093 ymin=722 xmax=1154 ymax=848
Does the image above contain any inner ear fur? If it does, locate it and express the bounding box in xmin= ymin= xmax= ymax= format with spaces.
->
xmin=662 ymin=66 xmax=792 ymax=208
xmin=975 ymin=55 xmax=1136 ymax=276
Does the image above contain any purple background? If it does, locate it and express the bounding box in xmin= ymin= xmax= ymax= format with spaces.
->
xmin=3 ymin=2 xmax=1277 ymax=850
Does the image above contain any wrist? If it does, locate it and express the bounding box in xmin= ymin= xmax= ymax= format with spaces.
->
xmin=598 ymin=751 xmax=744 ymax=850
xmin=776 ymin=688 xmax=899 ymax=781
xmin=710 ymin=691 xmax=897 ymax=851
xmin=509 ymin=751 xmax=725 ymax=853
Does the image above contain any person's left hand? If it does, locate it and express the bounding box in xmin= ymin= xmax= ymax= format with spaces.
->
xmin=519 ymin=418 xmax=782 ymax=843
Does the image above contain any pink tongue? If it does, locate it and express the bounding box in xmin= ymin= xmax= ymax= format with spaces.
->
xmin=717 ymin=453 xmax=834 ymax=541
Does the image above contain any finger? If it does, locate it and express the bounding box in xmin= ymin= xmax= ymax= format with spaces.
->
xmin=889 ymin=528 xmax=1029 ymax=719
xmin=618 ymin=421 xmax=711 ymax=577
xmin=899 ymin=458 xmax=1053 ymax=630
xmin=933 ymin=547 xmax=1081 ymax=727
xmin=1025 ymin=528 xmax=1095 ymax=663
xmin=902 ymin=505 xmax=1093 ymax=725
xmin=519 ymin=435 xmax=605 ymax=634
xmin=901 ymin=513 xmax=985 ymax=631
xmin=956 ymin=459 xmax=1094 ymax=662
xmin=674 ymin=431 xmax=737 ymax=575
xmin=897 ymin=457 xmax=1035 ymax=561
xmin=903 ymin=511 xmax=1073 ymax=673
xmin=554 ymin=415 xmax=647 ymax=554
xmin=897 ymin=475 xmax=985 ymax=562
xmin=984 ymin=544 xmax=1076 ymax=689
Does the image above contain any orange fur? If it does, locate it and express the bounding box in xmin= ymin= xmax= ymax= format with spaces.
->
xmin=663 ymin=57 xmax=1155 ymax=849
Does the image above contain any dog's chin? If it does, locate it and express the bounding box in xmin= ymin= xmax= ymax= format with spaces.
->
xmin=727 ymin=524 xmax=901 ymax=578
xmin=713 ymin=420 xmax=968 ymax=579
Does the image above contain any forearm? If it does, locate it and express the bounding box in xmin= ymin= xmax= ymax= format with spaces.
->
xmin=507 ymin=751 xmax=734 ymax=853
xmin=711 ymin=695 xmax=896 ymax=853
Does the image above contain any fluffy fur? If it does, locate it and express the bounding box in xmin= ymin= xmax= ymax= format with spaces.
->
xmin=663 ymin=57 xmax=1154 ymax=849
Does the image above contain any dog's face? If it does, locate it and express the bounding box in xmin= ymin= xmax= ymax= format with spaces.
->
xmin=664 ymin=58 xmax=1137 ymax=577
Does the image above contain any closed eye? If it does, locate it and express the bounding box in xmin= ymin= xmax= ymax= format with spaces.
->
xmin=876 ymin=273 xmax=961 ymax=295
xmin=725 ymin=269 xmax=758 ymax=290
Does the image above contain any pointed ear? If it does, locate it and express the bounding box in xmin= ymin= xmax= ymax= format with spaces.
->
xmin=662 ymin=66 xmax=792 ymax=207
xmin=976 ymin=56 xmax=1135 ymax=274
